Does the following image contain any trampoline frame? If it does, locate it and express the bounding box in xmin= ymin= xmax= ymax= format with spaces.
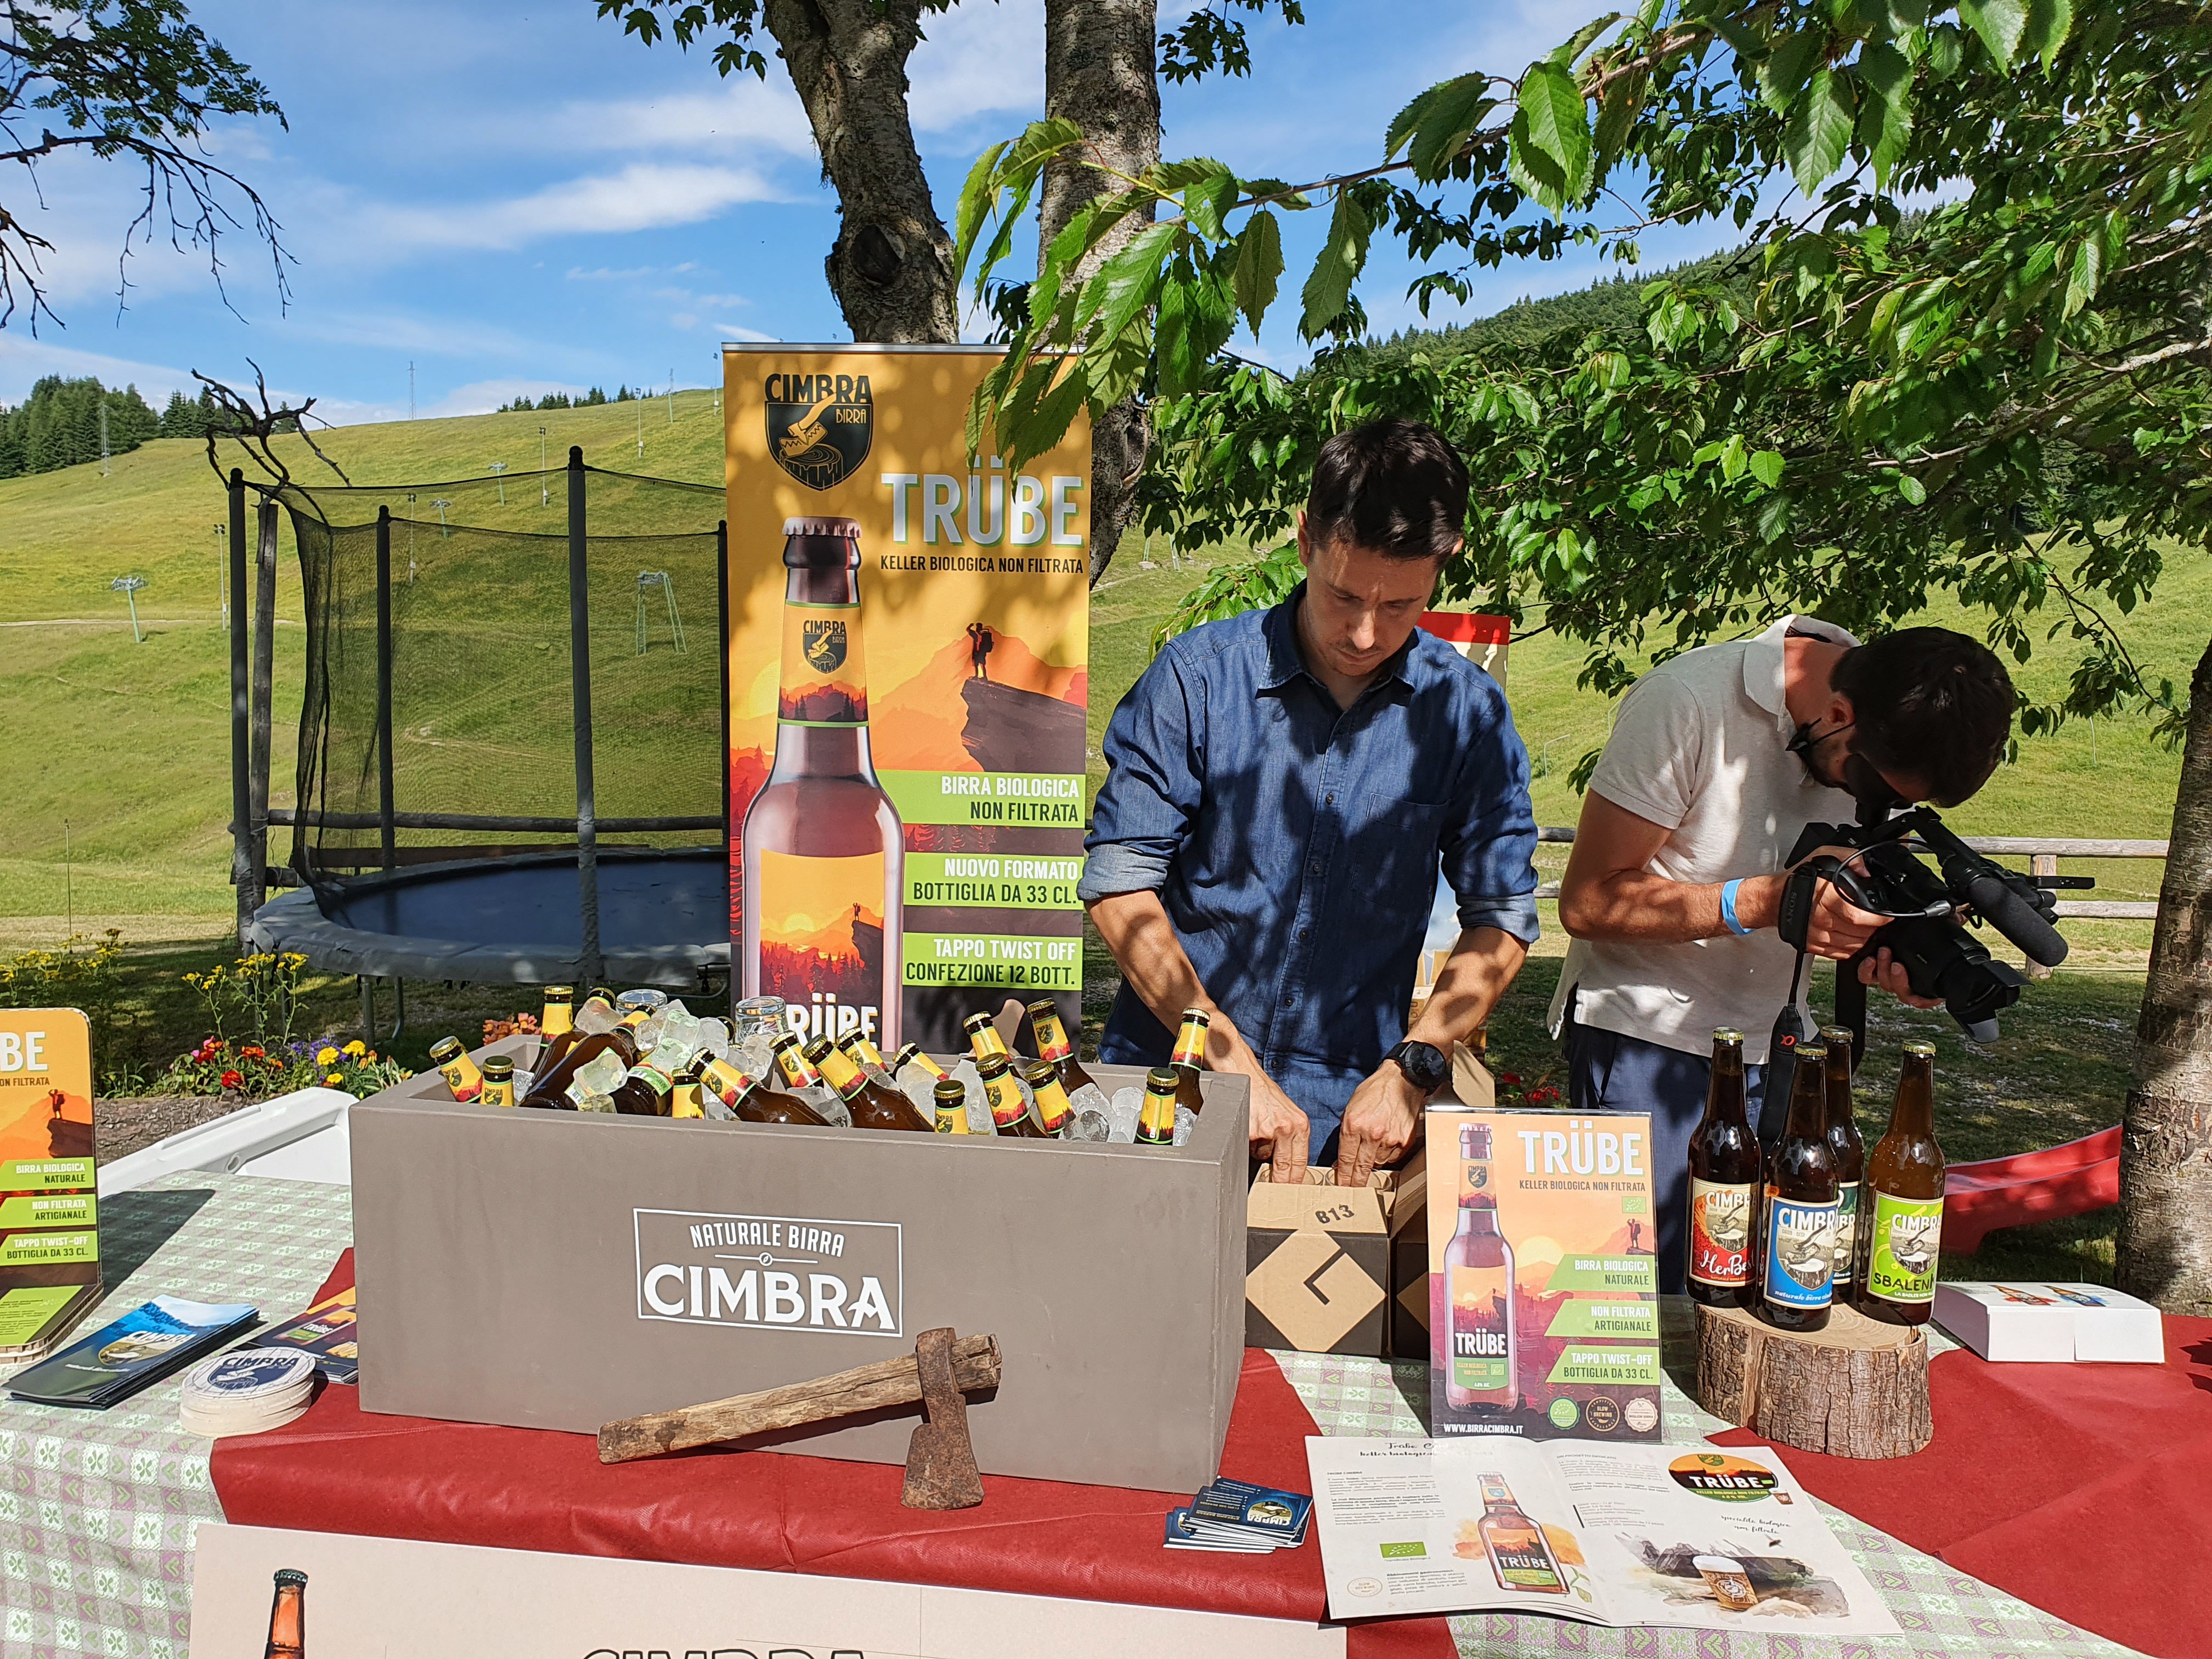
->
xmin=228 ymin=448 xmax=730 ymax=1012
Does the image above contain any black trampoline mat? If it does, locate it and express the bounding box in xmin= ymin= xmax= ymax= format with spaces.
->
xmin=322 ymin=851 xmax=728 ymax=952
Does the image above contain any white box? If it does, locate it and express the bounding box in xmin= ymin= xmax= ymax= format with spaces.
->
xmin=1933 ymin=1282 xmax=2164 ymax=1363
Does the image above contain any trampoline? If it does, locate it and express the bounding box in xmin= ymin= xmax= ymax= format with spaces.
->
xmin=228 ymin=451 xmax=732 ymax=1022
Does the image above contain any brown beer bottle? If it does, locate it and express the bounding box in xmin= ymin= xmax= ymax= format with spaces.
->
xmin=668 ymin=1063 xmax=705 ymax=1118
xmin=606 ymin=1057 xmax=678 ymax=1116
xmin=838 ymin=1029 xmax=894 ymax=1079
xmin=1758 ymin=1042 xmax=1839 ymax=1331
xmin=1022 ymin=1058 xmax=1076 ymax=1137
xmin=1819 ymin=1026 xmax=1867 ymax=1298
xmin=262 ymin=1567 xmax=307 ymax=1659
xmin=979 ymin=1054 xmax=1048 ymax=1138
xmin=1686 ymin=1029 xmax=1762 ymax=1308
xmin=892 ymin=1041 xmax=949 ymax=1086
xmin=963 ymin=1011 xmax=1011 ymax=1065
xmin=1136 ymin=1066 xmax=1179 ymax=1146
xmin=698 ymin=1056 xmax=830 ymax=1125
xmin=738 ymin=516 xmax=904 ymax=1048
xmin=521 ymin=1003 xmax=652 ymax=1109
xmin=428 ymin=1037 xmax=483 ymax=1103
xmin=1025 ymin=998 xmax=1098 ymax=1094
xmin=806 ymin=1035 xmax=933 ymax=1131
xmin=1169 ymin=1007 xmax=1209 ymax=1114
xmin=1440 ymin=1122 xmax=1517 ymax=1412
xmin=533 ymin=985 xmax=577 ymax=1073
xmin=479 ymin=1056 xmax=517 ymax=1109
xmin=933 ymin=1076 xmax=973 ymax=1134
xmin=1859 ymin=1041 xmax=1946 ymax=1325
xmin=769 ymin=1030 xmax=826 ymax=1096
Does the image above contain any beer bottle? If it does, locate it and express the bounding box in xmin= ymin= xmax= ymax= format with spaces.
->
xmin=1475 ymin=1473 xmax=1567 ymax=1594
xmin=1758 ymin=1042 xmax=1839 ymax=1331
xmin=891 ymin=1041 xmax=949 ymax=1087
xmin=262 ymin=1567 xmax=307 ymax=1659
xmin=837 ymin=1029 xmax=895 ymax=1080
xmin=606 ymin=1057 xmax=678 ymax=1116
xmin=534 ymin=985 xmax=577 ymax=1073
xmin=1022 ymin=1058 xmax=1075 ymax=1137
xmin=1859 ymin=1040 xmax=1946 ymax=1325
xmin=932 ymin=1076 xmax=972 ymax=1134
xmin=805 ymin=1035 xmax=933 ymax=1132
xmin=428 ymin=1037 xmax=483 ymax=1103
xmin=769 ymin=1030 xmax=825 ymax=1094
xmin=1025 ymin=998 xmax=1098 ymax=1094
xmin=1438 ymin=1122 xmax=1517 ymax=1413
xmin=1686 ymin=1029 xmax=1761 ymax=1308
xmin=699 ymin=1056 xmax=830 ymax=1125
xmin=738 ymin=516 xmax=904 ymax=1049
xmin=669 ymin=1063 xmax=705 ymax=1119
xmin=963 ymin=1011 xmax=1011 ymax=1065
xmin=1819 ymin=1026 xmax=1867 ymax=1298
xmin=479 ymin=1056 xmax=516 ymax=1109
xmin=979 ymin=1053 xmax=1048 ymax=1138
xmin=521 ymin=1002 xmax=653 ymax=1108
xmin=1170 ymin=1007 xmax=1209 ymax=1114
xmin=1136 ymin=1066 xmax=1179 ymax=1146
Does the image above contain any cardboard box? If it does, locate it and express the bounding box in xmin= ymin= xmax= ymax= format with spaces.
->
xmin=351 ymin=1042 xmax=1250 ymax=1492
xmin=1933 ymin=1281 xmax=2164 ymax=1363
xmin=1244 ymin=1152 xmax=1426 ymax=1357
xmin=1427 ymin=1108 xmax=1660 ymax=1441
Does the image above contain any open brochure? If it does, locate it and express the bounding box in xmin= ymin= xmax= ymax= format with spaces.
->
xmin=1306 ymin=1436 xmax=1899 ymax=1634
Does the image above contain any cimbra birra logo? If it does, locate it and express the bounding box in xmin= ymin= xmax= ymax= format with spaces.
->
xmin=765 ymin=369 xmax=873 ymax=489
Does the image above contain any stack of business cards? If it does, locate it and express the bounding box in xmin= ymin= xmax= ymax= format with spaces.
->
xmin=1164 ymin=1478 xmax=1313 ymax=1553
xmin=177 ymin=1348 xmax=320 ymax=1438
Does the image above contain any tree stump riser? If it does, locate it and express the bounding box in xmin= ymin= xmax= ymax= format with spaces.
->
xmin=1694 ymin=1302 xmax=1932 ymax=1460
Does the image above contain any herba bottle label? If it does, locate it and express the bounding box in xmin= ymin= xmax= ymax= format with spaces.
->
xmin=1866 ymin=1190 xmax=1944 ymax=1304
xmin=1687 ymin=1177 xmax=1754 ymax=1286
xmin=1760 ymin=1195 xmax=1839 ymax=1309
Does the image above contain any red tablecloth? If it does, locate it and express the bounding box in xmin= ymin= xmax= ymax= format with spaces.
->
xmin=1714 ymin=1314 xmax=2212 ymax=1659
xmin=212 ymin=1252 xmax=1451 ymax=1658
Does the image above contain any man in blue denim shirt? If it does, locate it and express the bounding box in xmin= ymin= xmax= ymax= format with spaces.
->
xmin=1080 ymin=419 xmax=1540 ymax=1183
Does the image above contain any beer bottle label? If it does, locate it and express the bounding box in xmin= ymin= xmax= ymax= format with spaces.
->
xmin=628 ymin=1064 xmax=674 ymax=1101
xmin=1137 ymin=1082 xmax=1177 ymax=1144
xmin=701 ymin=1058 xmax=754 ymax=1110
xmin=438 ymin=1056 xmax=483 ymax=1103
xmin=1484 ymin=1521 xmax=1566 ymax=1592
xmin=539 ymin=1002 xmax=573 ymax=1039
xmin=779 ymin=599 xmax=867 ymax=724
xmin=1760 ymin=1190 xmax=1839 ymax=1310
xmin=671 ymin=1082 xmax=704 ymax=1118
xmin=1831 ymin=1181 xmax=1863 ymax=1282
xmin=815 ymin=1046 xmax=872 ymax=1103
xmin=1688 ymin=1178 xmax=1755 ymax=1286
xmin=1031 ymin=1007 xmax=1074 ymax=1063
xmin=847 ymin=1034 xmax=889 ymax=1071
xmin=772 ymin=1043 xmax=821 ymax=1091
xmin=966 ymin=1020 xmax=1009 ymax=1061
xmin=1170 ymin=1018 xmax=1207 ymax=1069
xmin=934 ymin=1098 xmax=969 ymax=1134
xmin=983 ymin=1073 xmax=1029 ymax=1131
xmin=1031 ymin=1078 xmax=1074 ymax=1134
xmin=480 ymin=1077 xmax=515 ymax=1109
xmin=901 ymin=1047 xmax=949 ymax=1081
xmin=1448 ymin=1263 xmax=1513 ymax=1392
xmin=758 ymin=850 xmax=888 ymax=1017
xmin=1865 ymin=1188 xmax=1944 ymax=1304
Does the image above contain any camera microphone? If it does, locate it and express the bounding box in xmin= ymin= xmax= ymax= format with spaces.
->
xmin=1963 ymin=871 xmax=2068 ymax=968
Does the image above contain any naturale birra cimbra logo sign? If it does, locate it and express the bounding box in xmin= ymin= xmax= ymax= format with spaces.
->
xmin=725 ymin=345 xmax=1092 ymax=1053
xmin=633 ymin=1207 xmax=902 ymax=1337
xmin=764 ymin=369 xmax=873 ymax=489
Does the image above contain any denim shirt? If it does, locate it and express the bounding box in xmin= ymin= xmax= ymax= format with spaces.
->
xmin=1079 ymin=585 xmax=1539 ymax=1143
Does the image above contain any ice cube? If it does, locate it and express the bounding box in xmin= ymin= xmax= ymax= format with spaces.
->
xmin=574 ymin=1049 xmax=628 ymax=1099
xmin=1106 ymin=1086 xmax=1143 ymax=1144
xmin=1172 ymin=1105 xmax=1197 ymax=1147
xmin=898 ymin=1068 xmax=939 ymax=1116
xmin=738 ymin=1032 xmax=778 ymax=1079
xmin=574 ymin=1000 xmax=616 ymax=1036
xmin=574 ymin=1092 xmax=617 ymax=1114
xmin=1068 ymin=1081 xmax=1112 ymax=1119
xmin=696 ymin=1018 xmax=731 ymax=1058
xmin=808 ymin=1086 xmax=853 ymax=1128
xmin=1069 ymin=1108 xmax=1111 ymax=1142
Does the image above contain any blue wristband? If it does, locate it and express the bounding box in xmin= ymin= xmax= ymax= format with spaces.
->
xmin=1720 ymin=878 xmax=1752 ymax=936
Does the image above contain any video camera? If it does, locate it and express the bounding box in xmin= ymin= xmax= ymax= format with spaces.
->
xmin=1761 ymin=800 xmax=2086 ymax=1143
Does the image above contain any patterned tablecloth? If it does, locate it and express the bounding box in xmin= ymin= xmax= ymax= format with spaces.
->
xmin=0 ymin=1173 xmax=2140 ymax=1659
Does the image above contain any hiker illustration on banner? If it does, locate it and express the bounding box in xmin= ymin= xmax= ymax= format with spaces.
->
xmin=725 ymin=347 xmax=1091 ymax=1052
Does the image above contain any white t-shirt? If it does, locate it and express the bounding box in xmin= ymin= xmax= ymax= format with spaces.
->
xmin=1547 ymin=616 xmax=1858 ymax=1063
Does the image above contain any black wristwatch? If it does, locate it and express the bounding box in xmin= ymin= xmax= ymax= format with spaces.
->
xmin=1386 ymin=1039 xmax=1451 ymax=1097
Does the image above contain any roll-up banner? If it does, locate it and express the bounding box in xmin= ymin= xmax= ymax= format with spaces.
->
xmin=724 ymin=345 xmax=1091 ymax=1052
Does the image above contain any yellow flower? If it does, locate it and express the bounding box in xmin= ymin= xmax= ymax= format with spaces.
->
xmin=316 ymin=1047 xmax=340 ymax=1065
xmin=325 ymin=1073 xmax=343 ymax=1086
xmin=343 ymin=1040 xmax=366 ymax=1058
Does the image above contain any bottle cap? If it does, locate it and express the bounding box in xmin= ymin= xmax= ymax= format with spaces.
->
xmin=962 ymin=1011 xmax=995 ymax=1030
xmin=482 ymin=1057 xmax=514 ymax=1079
xmin=1797 ymin=1043 xmax=1827 ymax=1062
xmin=1904 ymin=1040 xmax=1937 ymax=1057
xmin=1145 ymin=1066 xmax=1180 ymax=1091
xmin=1025 ymin=998 xmax=1059 ymax=1017
xmin=1021 ymin=1058 xmax=1058 ymax=1086
xmin=1181 ymin=1007 xmax=1210 ymax=1024
xmin=274 ymin=1568 xmax=309 ymax=1588
xmin=429 ymin=1036 xmax=463 ymax=1062
xmin=545 ymin=985 xmax=574 ymax=998
xmin=782 ymin=515 xmax=862 ymax=538
xmin=934 ymin=1078 xmax=967 ymax=1102
xmin=977 ymin=1053 xmax=1011 ymax=1077
xmin=801 ymin=1035 xmax=834 ymax=1063
xmin=1713 ymin=1028 xmax=1743 ymax=1042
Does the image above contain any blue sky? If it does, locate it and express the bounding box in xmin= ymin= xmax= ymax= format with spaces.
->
xmin=1 ymin=0 xmax=1755 ymax=425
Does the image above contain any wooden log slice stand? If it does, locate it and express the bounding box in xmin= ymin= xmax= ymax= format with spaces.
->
xmin=1694 ymin=1301 xmax=1932 ymax=1459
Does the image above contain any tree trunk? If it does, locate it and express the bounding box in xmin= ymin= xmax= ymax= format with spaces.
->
xmin=766 ymin=0 xmax=958 ymax=343
xmin=1040 ymin=0 xmax=1159 ymax=586
xmin=2117 ymin=632 xmax=2212 ymax=1313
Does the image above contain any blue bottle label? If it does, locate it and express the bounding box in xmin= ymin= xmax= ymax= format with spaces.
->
xmin=1762 ymin=1192 xmax=1839 ymax=1310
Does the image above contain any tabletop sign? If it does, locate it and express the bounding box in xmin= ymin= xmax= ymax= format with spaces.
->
xmin=0 ymin=1008 xmax=101 ymax=1362
xmin=724 ymin=345 xmax=1092 ymax=1053
xmin=1427 ymin=1107 xmax=1659 ymax=1441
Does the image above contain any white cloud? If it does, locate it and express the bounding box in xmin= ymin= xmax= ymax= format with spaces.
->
xmin=715 ymin=323 xmax=777 ymax=342
xmin=905 ymin=0 xmax=1045 ymax=133
xmin=572 ymin=76 xmax=817 ymax=158
xmin=360 ymin=163 xmax=787 ymax=255
xmin=0 ymin=335 xmax=199 ymax=404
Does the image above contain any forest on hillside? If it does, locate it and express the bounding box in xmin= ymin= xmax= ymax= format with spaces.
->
xmin=0 ymin=377 xmax=258 ymax=479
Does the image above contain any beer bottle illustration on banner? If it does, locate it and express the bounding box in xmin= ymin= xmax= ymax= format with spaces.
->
xmin=740 ymin=515 xmax=903 ymax=1048
xmin=262 ymin=1568 xmax=307 ymax=1659
xmin=1438 ymin=1122 xmax=1516 ymax=1414
xmin=1474 ymin=1472 xmax=1567 ymax=1593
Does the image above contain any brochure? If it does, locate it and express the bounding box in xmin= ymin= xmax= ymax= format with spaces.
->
xmin=6 ymin=1296 xmax=257 ymax=1409
xmin=259 ymin=1286 xmax=360 ymax=1383
xmin=1306 ymin=1436 xmax=1899 ymax=1634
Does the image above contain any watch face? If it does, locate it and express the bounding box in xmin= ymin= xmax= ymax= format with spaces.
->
xmin=1397 ymin=1042 xmax=1448 ymax=1090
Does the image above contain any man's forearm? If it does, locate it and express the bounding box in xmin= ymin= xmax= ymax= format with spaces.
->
xmin=1085 ymin=888 xmax=1266 ymax=1075
xmin=1406 ymin=927 xmax=1528 ymax=1052
xmin=1558 ymin=868 xmax=1788 ymax=943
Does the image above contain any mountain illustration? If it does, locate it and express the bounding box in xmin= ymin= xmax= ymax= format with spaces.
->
xmin=872 ymin=631 xmax=1085 ymax=773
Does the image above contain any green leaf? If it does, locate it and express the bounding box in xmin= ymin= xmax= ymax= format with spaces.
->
xmin=1232 ymin=209 xmax=1284 ymax=338
xmin=1854 ymin=41 xmax=1915 ymax=190
xmin=1719 ymin=432 xmax=1747 ymax=483
xmin=2062 ymin=233 xmax=2103 ymax=319
xmin=1299 ymin=190 xmax=1373 ymax=340
xmin=1181 ymin=162 xmax=1239 ymax=241
xmin=1958 ymin=0 xmax=2028 ymax=66
xmin=1512 ymin=59 xmax=1593 ymax=211
xmin=1926 ymin=20 xmax=1963 ymax=76
xmin=1895 ymin=471 xmax=1928 ymax=505
xmin=1592 ymin=66 xmax=1646 ymax=170
xmin=1080 ymin=221 xmax=1181 ymax=352
xmin=1784 ymin=66 xmax=1857 ymax=195
xmin=1387 ymin=74 xmax=1500 ymax=180
xmin=2022 ymin=0 xmax=2073 ymax=71
xmin=954 ymin=140 xmax=1011 ymax=278
xmin=1759 ymin=30 xmax=1826 ymax=114
xmin=1750 ymin=449 xmax=1786 ymax=488
xmin=1549 ymin=12 xmax=1623 ymax=66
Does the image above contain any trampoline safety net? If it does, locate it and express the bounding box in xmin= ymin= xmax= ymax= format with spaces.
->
xmin=279 ymin=462 xmax=727 ymax=897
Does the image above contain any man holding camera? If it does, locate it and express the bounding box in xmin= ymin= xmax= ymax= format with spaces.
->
xmin=1551 ymin=619 xmax=2013 ymax=1291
